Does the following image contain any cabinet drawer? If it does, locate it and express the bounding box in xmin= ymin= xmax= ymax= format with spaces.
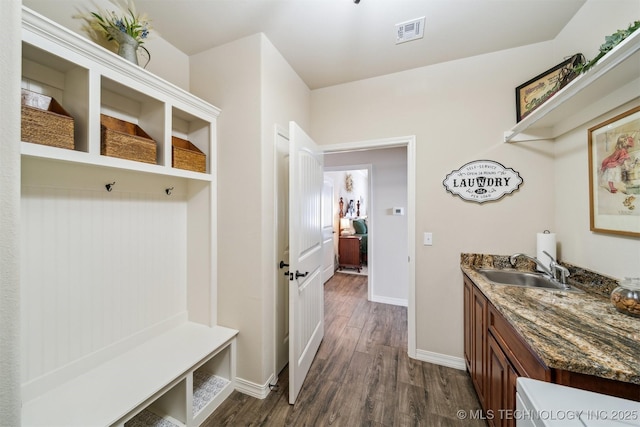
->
xmin=488 ymin=304 xmax=549 ymax=381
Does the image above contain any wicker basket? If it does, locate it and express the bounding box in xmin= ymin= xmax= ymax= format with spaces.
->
xmin=172 ymin=136 xmax=206 ymax=173
xmin=21 ymin=88 xmax=74 ymax=149
xmin=100 ymin=114 xmax=156 ymax=164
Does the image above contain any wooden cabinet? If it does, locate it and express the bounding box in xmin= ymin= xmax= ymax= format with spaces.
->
xmin=339 ymin=236 xmax=362 ymax=272
xmin=487 ymin=304 xmax=549 ymax=382
xmin=487 ymin=334 xmax=518 ymax=427
xmin=464 ymin=275 xmax=489 ymax=408
xmin=471 ymin=282 xmax=487 ymax=406
xmin=463 ymin=278 xmax=472 ymax=370
xmin=464 ymin=272 xmax=640 ymax=427
xmin=463 ymin=274 xmax=548 ymax=427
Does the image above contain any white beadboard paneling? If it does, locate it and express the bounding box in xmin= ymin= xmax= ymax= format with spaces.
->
xmin=21 ymin=160 xmax=188 ymax=388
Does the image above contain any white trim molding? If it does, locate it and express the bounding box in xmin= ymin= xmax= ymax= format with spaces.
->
xmin=415 ymin=349 xmax=466 ymax=371
xmin=371 ymin=295 xmax=408 ymax=307
xmin=235 ymin=373 xmax=276 ymax=400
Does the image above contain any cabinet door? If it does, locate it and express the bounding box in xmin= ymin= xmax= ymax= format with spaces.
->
xmin=506 ymin=363 xmax=518 ymax=427
xmin=487 ymin=334 xmax=518 ymax=427
xmin=463 ymin=277 xmax=472 ymax=371
xmin=339 ymin=237 xmax=361 ymax=268
xmin=471 ymin=284 xmax=487 ymax=406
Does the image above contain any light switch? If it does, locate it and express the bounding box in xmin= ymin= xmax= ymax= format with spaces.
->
xmin=423 ymin=232 xmax=433 ymax=246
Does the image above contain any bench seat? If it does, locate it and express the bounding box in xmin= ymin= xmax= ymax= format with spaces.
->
xmin=22 ymin=322 xmax=238 ymax=427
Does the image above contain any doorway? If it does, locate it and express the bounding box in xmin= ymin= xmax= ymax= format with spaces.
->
xmin=273 ymin=134 xmax=417 ymax=387
xmin=324 ymin=167 xmax=370 ymax=278
xmin=324 ymin=146 xmax=409 ymax=307
xmin=322 ymin=136 xmax=416 ymax=358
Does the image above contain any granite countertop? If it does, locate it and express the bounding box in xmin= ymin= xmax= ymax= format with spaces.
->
xmin=461 ymin=253 xmax=640 ymax=385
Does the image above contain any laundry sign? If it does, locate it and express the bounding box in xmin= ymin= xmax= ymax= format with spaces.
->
xmin=443 ymin=160 xmax=523 ymax=203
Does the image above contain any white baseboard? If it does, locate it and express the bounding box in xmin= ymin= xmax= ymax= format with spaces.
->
xmin=235 ymin=372 xmax=275 ymax=399
xmin=370 ymin=295 xmax=408 ymax=307
xmin=414 ymin=349 xmax=466 ymax=371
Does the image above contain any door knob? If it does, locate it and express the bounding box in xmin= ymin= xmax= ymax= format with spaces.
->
xmin=295 ymin=270 xmax=308 ymax=279
xmin=279 ymin=261 xmax=289 ymax=269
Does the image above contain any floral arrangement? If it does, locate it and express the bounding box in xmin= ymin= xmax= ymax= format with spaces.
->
xmin=575 ymin=20 xmax=640 ymax=74
xmin=79 ymin=0 xmax=150 ymax=44
xmin=75 ymin=0 xmax=151 ymax=65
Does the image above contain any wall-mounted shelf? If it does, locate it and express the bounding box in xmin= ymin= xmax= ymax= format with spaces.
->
xmin=505 ymin=29 xmax=640 ymax=143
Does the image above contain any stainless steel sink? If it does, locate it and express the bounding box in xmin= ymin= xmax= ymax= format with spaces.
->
xmin=477 ymin=269 xmax=583 ymax=292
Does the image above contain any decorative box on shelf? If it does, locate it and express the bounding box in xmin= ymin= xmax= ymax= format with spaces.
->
xmin=100 ymin=114 xmax=157 ymax=164
xmin=21 ymin=88 xmax=74 ymax=150
xmin=172 ymin=136 xmax=206 ymax=173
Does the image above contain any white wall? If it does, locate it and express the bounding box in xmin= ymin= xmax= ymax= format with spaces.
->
xmin=190 ymin=33 xmax=311 ymax=391
xmin=144 ymin=36 xmax=191 ymax=90
xmin=0 ymin=1 xmax=22 ymax=423
xmin=552 ymin=0 xmax=640 ymax=278
xmin=190 ymin=34 xmax=265 ymax=387
xmin=311 ymin=43 xmax=558 ymax=361
xmin=325 ymin=148 xmax=408 ymax=304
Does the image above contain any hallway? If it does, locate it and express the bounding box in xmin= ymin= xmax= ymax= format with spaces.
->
xmin=204 ymin=273 xmax=485 ymax=426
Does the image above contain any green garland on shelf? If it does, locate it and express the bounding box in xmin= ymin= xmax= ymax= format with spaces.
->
xmin=575 ymin=20 xmax=640 ymax=74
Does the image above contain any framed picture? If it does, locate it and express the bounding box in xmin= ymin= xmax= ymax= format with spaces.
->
xmin=588 ymin=105 xmax=640 ymax=237
xmin=515 ymin=54 xmax=583 ymax=122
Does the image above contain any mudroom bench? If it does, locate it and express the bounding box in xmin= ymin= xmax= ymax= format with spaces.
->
xmin=22 ymin=323 xmax=238 ymax=427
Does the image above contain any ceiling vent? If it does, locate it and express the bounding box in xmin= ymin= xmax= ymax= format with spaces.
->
xmin=395 ymin=17 xmax=425 ymax=44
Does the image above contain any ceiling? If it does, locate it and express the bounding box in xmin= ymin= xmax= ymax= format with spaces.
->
xmin=23 ymin=0 xmax=586 ymax=89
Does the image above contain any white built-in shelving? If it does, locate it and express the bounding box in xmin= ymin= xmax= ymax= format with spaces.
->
xmin=505 ymin=29 xmax=640 ymax=143
xmin=20 ymin=6 xmax=237 ymax=427
xmin=21 ymin=8 xmax=218 ymax=180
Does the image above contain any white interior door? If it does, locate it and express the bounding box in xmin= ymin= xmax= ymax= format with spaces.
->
xmin=275 ymin=129 xmax=290 ymax=376
xmin=288 ymin=121 xmax=324 ymax=404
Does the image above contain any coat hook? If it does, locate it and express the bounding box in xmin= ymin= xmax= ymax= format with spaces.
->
xmin=165 ymin=187 xmax=174 ymax=196
xmin=105 ymin=182 xmax=116 ymax=192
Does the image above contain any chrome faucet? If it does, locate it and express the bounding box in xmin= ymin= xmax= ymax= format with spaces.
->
xmin=510 ymin=253 xmax=554 ymax=278
xmin=510 ymin=252 xmax=570 ymax=288
xmin=543 ymin=250 xmax=571 ymax=287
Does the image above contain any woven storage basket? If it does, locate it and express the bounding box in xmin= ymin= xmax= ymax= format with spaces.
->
xmin=172 ymin=136 xmax=206 ymax=173
xmin=100 ymin=114 xmax=156 ymax=164
xmin=21 ymin=88 xmax=74 ymax=150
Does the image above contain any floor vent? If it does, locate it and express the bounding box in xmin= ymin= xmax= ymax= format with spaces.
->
xmin=395 ymin=17 xmax=425 ymax=44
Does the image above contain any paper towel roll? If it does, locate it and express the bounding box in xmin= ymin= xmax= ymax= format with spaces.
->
xmin=536 ymin=231 xmax=556 ymax=271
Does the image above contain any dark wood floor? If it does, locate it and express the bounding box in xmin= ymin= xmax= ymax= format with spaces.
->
xmin=203 ymin=273 xmax=485 ymax=426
